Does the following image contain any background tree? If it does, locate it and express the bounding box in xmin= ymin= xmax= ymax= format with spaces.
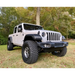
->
xmin=0 ymin=7 xmax=37 ymax=45
xmin=36 ymin=7 xmax=40 ymax=25
xmin=0 ymin=7 xmax=17 ymax=44
xmin=40 ymin=7 xmax=74 ymax=39
xmin=0 ymin=7 xmax=75 ymax=45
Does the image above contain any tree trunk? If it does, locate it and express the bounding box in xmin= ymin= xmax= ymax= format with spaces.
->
xmin=36 ymin=7 xmax=40 ymax=25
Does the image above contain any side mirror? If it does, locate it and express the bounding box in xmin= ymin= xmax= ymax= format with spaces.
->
xmin=18 ymin=28 xmax=22 ymax=32
xmin=62 ymin=36 xmax=65 ymax=40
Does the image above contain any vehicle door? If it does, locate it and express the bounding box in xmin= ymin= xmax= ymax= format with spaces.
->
xmin=12 ymin=26 xmax=18 ymax=45
xmin=16 ymin=25 xmax=24 ymax=46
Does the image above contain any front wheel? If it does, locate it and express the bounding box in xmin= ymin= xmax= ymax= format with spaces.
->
xmin=22 ymin=40 xmax=38 ymax=64
xmin=52 ymin=47 xmax=67 ymax=57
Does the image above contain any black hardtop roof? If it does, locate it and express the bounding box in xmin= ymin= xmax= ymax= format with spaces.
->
xmin=22 ymin=23 xmax=42 ymax=27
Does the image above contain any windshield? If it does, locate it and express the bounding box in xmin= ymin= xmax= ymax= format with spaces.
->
xmin=23 ymin=24 xmax=44 ymax=30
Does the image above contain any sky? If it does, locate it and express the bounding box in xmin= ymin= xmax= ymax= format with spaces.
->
xmin=23 ymin=4 xmax=28 ymax=9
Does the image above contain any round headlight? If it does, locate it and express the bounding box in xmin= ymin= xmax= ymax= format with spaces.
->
xmin=42 ymin=32 xmax=45 ymax=37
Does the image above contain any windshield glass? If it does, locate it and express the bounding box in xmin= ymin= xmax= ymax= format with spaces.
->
xmin=23 ymin=24 xmax=44 ymax=30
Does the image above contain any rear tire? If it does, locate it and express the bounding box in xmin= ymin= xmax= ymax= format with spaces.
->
xmin=22 ymin=40 xmax=38 ymax=64
xmin=7 ymin=40 xmax=13 ymax=51
xmin=52 ymin=47 xmax=67 ymax=57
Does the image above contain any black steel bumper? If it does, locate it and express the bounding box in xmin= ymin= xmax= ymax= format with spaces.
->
xmin=37 ymin=41 xmax=68 ymax=49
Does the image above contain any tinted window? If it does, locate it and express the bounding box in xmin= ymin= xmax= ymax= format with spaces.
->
xmin=23 ymin=24 xmax=43 ymax=30
xmin=18 ymin=25 xmax=22 ymax=32
xmin=14 ymin=27 xmax=17 ymax=33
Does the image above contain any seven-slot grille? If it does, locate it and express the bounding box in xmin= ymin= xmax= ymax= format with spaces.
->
xmin=46 ymin=32 xmax=61 ymax=41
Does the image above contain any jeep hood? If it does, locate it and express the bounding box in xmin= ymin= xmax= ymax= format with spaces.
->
xmin=24 ymin=30 xmax=61 ymax=35
xmin=26 ymin=30 xmax=60 ymax=33
xmin=38 ymin=30 xmax=60 ymax=33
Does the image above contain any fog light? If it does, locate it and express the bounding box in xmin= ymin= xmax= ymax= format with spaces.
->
xmin=44 ymin=44 xmax=51 ymax=48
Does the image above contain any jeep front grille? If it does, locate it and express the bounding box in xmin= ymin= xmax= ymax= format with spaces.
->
xmin=46 ymin=32 xmax=60 ymax=41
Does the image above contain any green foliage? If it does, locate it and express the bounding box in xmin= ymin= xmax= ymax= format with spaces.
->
xmin=0 ymin=7 xmax=17 ymax=35
xmin=28 ymin=4 xmax=34 ymax=11
xmin=15 ymin=7 xmax=36 ymax=24
xmin=0 ymin=8 xmax=35 ymax=44
xmin=41 ymin=8 xmax=73 ymax=38
xmin=0 ymin=7 xmax=75 ymax=45
xmin=69 ymin=30 xmax=75 ymax=38
xmin=0 ymin=35 xmax=7 ymax=45
xmin=0 ymin=7 xmax=17 ymax=45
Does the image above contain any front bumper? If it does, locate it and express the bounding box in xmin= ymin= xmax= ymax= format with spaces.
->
xmin=37 ymin=41 xmax=68 ymax=49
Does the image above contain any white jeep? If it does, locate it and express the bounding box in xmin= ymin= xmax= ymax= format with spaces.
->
xmin=7 ymin=23 xmax=68 ymax=64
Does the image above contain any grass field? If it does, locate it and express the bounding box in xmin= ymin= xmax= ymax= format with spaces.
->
xmin=0 ymin=40 xmax=75 ymax=68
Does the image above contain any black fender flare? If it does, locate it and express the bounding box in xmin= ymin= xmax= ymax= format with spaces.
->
xmin=8 ymin=37 xmax=12 ymax=43
xmin=24 ymin=34 xmax=42 ymax=42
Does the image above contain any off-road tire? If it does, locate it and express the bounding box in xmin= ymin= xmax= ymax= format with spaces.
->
xmin=7 ymin=40 xmax=13 ymax=51
xmin=22 ymin=40 xmax=38 ymax=64
xmin=52 ymin=47 xmax=67 ymax=57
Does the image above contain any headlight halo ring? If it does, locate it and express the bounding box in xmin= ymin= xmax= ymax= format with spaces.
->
xmin=42 ymin=32 xmax=46 ymax=37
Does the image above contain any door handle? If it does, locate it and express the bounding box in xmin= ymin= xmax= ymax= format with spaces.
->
xmin=13 ymin=35 xmax=14 ymax=36
xmin=22 ymin=34 xmax=24 ymax=36
xmin=16 ymin=34 xmax=18 ymax=36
